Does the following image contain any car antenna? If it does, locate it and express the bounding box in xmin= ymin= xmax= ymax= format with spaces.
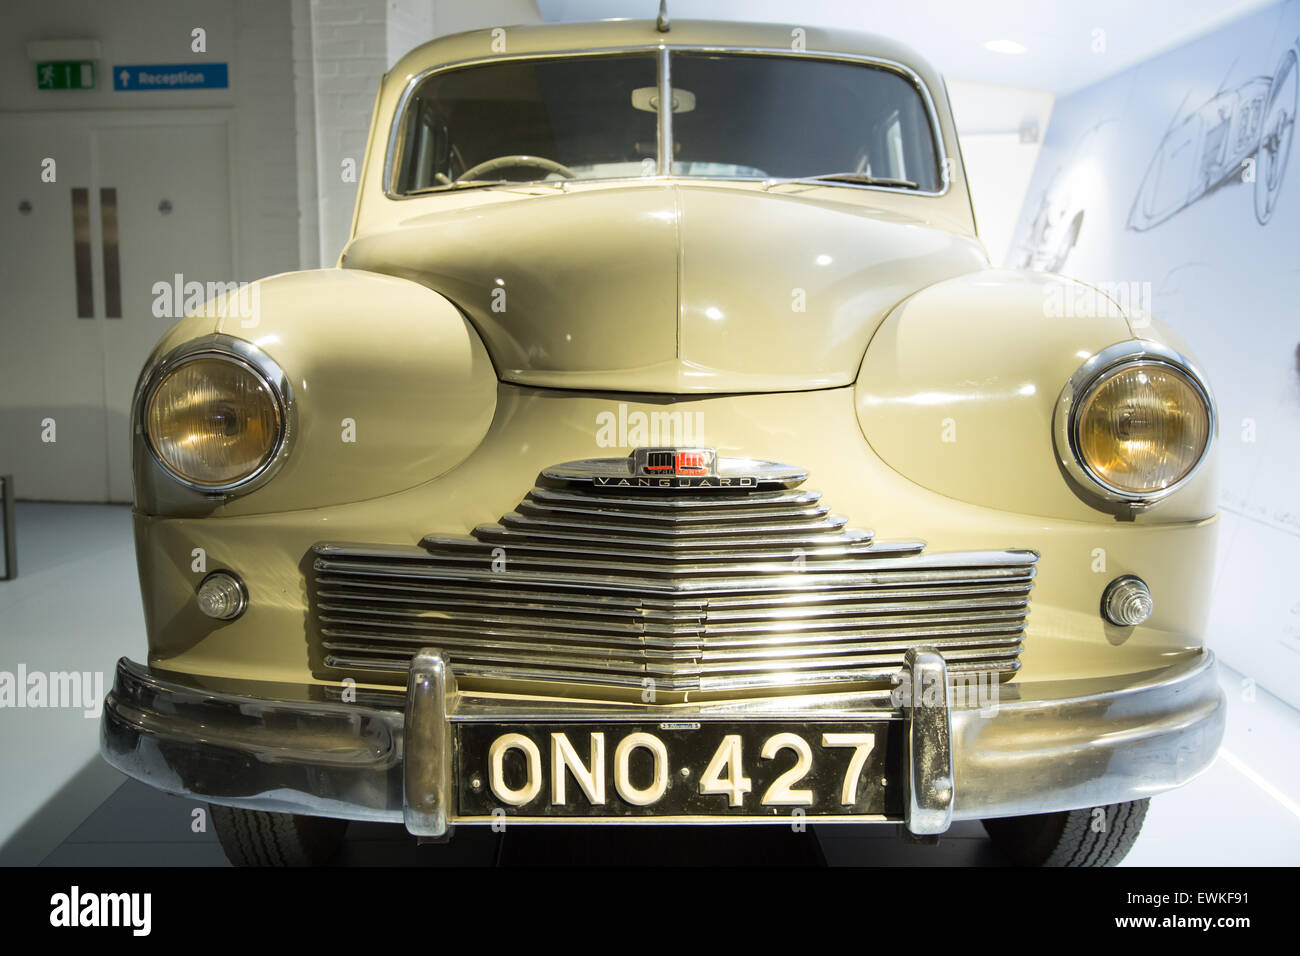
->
xmin=657 ymin=0 xmax=670 ymax=32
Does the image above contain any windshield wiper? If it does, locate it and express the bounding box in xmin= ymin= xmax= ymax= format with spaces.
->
xmin=762 ymin=172 xmax=920 ymax=191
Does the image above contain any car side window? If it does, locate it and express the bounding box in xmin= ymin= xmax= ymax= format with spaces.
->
xmin=400 ymin=100 xmax=458 ymax=191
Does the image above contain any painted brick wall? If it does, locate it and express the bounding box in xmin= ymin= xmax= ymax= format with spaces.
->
xmin=389 ymin=0 xmax=436 ymax=69
xmin=233 ymin=0 xmax=301 ymax=281
xmin=297 ymin=0 xmax=543 ymax=264
xmin=303 ymin=0 xmax=388 ymax=265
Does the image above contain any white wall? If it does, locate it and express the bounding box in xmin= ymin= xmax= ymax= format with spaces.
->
xmin=299 ymin=0 xmax=388 ymax=268
xmin=231 ymin=0 xmax=300 ymax=281
xmin=432 ymin=0 xmax=544 ymax=38
xmin=0 ymin=0 xmax=300 ymax=283
xmin=292 ymin=0 xmax=322 ymax=270
xmin=537 ymin=0 xmax=1279 ymax=95
xmin=946 ymin=79 xmax=1054 ymax=263
xmin=297 ymin=0 xmax=544 ymax=266
xmin=1009 ymin=0 xmax=1300 ymax=706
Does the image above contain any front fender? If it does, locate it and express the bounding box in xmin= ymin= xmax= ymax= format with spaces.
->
xmin=134 ymin=269 xmax=497 ymax=517
xmin=854 ymin=269 xmax=1217 ymax=522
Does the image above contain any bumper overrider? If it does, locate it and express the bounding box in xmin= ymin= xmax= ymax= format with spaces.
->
xmin=101 ymin=647 xmax=1225 ymax=836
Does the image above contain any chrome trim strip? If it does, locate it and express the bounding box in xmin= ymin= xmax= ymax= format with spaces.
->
xmin=501 ymin=509 xmax=849 ymax=536
xmin=528 ymin=486 xmax=823 ymax=509
xmin=381 ymin=45 xmax=951 ymax=200
xmin=432 ymin=536 xmax=889 ymax=563
xmin=520 ymin=498 xmax=833 ymax=523
xmin=70 ymin=187 xmax=93 ymax=318
xmin=315 ymin=547 xmax=1034 ymax=587
xmin=544 ymin=453 xmax=807 ymax=488
xmin=315 ymin=596 xmax=1029 ymax=632
xmin=1052 ymin=339 xmax=1217 ymax=513
xmin=134 ymin=333 xmax=296 ymax=499
xmin=657 ymin=45 xmax=672 ymax=175
xmin=901 ymin=648 xmax=954 ymax=834
xmin=100 ymin=187 xmax=121 ymax=318
xmin=314 ymin=582 xmax=1031 ymax=619
xmin=332 ymin=628 xmax=1026 ymax=653
xmin=479 ymin=522 xmax=864 ymax=551
xmin=322 ymin=657 xmax=1019 ymax=693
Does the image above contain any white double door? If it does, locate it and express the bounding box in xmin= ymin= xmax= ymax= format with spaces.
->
xmin=0 ymin=110 xmax=234 ymax=502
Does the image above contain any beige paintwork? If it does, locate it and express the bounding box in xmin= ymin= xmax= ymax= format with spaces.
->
xmin=345 ymin=181 xmax=989 ymax=392
xmin=129 ymin=19 xmax=1218 ymax=704
xmin=135 ymin=270 xmax=497 ymax=517
xmin=137 ymin=382 xmax=1216 ymax=691
xmin=858 ymin=270 xmax=1218 ymax=523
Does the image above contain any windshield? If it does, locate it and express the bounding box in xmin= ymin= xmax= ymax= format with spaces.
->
xmin=392 ymin=52 xmax=942 ymax=194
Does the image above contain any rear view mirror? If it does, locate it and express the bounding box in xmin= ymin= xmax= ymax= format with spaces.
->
xmin=631 ymin=86 xmax=696 ymax=113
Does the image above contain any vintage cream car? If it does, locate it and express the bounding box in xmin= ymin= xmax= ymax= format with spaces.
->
xmin=101 ymin=18 xmax=1225 ymax=867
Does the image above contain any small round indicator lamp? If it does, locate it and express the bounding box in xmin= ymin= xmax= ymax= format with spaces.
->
xmin=197 ymin=571 xmax=248 ymax=621
xmin=1102 ymin=575 xmax=1153 ymax=627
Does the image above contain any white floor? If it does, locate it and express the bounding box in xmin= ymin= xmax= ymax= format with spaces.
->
xmin=0 ymin=504 xmax=146 ymax=864
xmin=1 ymin=502 xmax=1298 ymax=865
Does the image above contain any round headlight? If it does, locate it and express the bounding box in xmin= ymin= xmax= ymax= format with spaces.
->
xmin=1058 ymin=342 xmax=1213 ymax=507
xmin=1074 ymin=361 xmax=1210 ymax=494
xmin=144 ymin=354 xmax=284 ymax=489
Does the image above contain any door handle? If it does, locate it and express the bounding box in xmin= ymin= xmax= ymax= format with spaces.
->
xmin=70 ymin=187 xmax=93 ymax=318
xmin=100 ymin=187 xmax=121 ymax=318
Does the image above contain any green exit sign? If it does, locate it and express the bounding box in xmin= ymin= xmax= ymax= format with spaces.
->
xmin=36 ymin=61 xmax=95 ymax=90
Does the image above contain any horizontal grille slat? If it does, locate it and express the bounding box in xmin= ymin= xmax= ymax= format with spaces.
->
xmin=308 ymin=456 xmax=1037 ymax=697
xmin=517 ymin=497 xmax=833 ymax=524
xmin=526 ymin=486 xmax=822 ymax=510
xmin=313 ymin=549 xmax=1036 ymax=586
xmin=470 ymin=524 xmax=873 ymax=552
xmin=498 ymin=509 xmax=850 ymax=537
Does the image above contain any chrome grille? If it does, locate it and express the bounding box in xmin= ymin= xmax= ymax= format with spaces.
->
xmin=308 ymin=457 xmax=1037 ymax=696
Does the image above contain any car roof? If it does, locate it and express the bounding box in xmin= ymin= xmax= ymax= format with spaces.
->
xmin=386 ymin=18 xmax=946 ymax=98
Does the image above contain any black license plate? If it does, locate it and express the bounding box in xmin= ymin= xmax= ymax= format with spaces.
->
xmin=455 ymin=721 xmax=902 ymax=819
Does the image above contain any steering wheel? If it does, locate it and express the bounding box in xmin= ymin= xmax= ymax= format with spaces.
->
xmin=456 ymin=154 xmax=579 ymax=182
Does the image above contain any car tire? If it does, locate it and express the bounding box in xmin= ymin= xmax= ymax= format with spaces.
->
xmin=981 ymin=799 xmax=1149 ymax=867
xmin=210 ymin=805 xmax=349 ymax=867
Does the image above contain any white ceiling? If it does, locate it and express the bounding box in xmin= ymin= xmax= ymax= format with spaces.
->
xmin=536 ymin=0 xmax=1282 ymax=93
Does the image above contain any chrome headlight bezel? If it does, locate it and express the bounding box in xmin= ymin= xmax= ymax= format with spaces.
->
xmin=1053 ymin=340 xmax=1215 ymax=511
xmin=135 ymin=334 xmax=295 ymax=498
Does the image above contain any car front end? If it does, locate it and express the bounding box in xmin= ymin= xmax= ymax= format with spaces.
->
xmin=100 ymin=19 xmax=1225 ymax=864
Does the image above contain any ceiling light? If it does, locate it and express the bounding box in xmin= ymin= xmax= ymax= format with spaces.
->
xmin=984 ymin=39 xmax=1026 ymax=55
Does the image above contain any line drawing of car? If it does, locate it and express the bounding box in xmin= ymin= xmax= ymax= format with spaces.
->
xmin=1012 ymin=175 xmax=1086 ymax=273
xmin=1128 ymin=41 xmax=1298 ymax=230
xmin=1011 ymin=121 xmax=1116 ymax=273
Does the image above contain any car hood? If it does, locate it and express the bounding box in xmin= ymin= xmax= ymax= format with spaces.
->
xmin=343 ymin=183 xmax=988 ymax=393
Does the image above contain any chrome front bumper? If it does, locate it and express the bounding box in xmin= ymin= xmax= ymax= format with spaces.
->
xmin=100 ymin=649 xmax=1225 ymax=836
